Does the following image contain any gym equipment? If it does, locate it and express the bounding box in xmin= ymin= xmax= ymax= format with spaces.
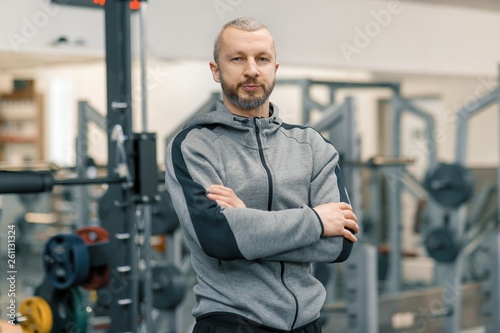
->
xmin=151 ymin=189 xmax=180 ymax=235
xmin=0 ymin=170 xmax=124 ymax=194
xmin=480 ymin=233 xmax=500 ymax=333
xmin=76 ymin=226 xmax=111 ymax=290
xmin=424 ymin=162 xmax=474 ymax=208
xmin=439 ymin=77 xmax=500 ymax=333
xmin=424 ymin=227 xmax=460 ymax=263
xmin=43 ymin=227 xmax=111 ymax=290
xmin=18 ymin=296 xmax=53 ymax=333
xmin=138 ymin=263 xmax=186 ymax=310
xmin=35 ymin=279 xmax=88 ymax=333
xmin=43 ymin=233 xmax=90 ymax=290
xmin=0 ymin=1 xmax=183 ymax=332
xmin=151 ymin=263 xmax=186 ymax=310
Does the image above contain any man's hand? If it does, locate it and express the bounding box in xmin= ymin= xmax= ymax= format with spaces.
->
xmin=313 ymin=202 xmax=359 ymax=242
xmin=207 ymin=185 xmax=246 ymax=208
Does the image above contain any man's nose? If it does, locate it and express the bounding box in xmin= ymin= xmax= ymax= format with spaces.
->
xmin=244 ymin=59 xmax=259 ymax=77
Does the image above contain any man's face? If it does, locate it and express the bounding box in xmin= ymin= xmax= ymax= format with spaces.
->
xmin=210 ymin=27 xmax=279 ymax=114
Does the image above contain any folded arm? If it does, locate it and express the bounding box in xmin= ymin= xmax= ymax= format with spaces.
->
xmin=208 ymin=184 xmax=358 ymax=263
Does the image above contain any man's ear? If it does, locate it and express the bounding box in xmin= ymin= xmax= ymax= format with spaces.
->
xmin=209 ymin=61 xmax=221 ymax=83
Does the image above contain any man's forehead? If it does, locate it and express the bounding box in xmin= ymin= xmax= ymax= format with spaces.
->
xmin=220 ymin=27 xmax=275 ymax=52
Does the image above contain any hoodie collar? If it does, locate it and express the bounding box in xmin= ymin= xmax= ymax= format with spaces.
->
xmin=184 ymin=100 xmax=282 ymax=130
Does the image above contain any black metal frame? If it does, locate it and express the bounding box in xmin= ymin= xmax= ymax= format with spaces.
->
xmin=99 ymin=1 xmax=138 ymax=331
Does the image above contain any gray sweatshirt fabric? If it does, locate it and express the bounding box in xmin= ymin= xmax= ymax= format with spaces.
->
xmin=165 ymin=100 xmax=354 ymax=331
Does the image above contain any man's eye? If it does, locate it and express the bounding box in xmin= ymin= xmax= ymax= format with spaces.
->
xmin=232 ymin=57 xmax=243 ymax=61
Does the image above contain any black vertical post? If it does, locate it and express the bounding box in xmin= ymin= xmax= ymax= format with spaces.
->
xmin=101 ymin=1 xmax=139 ymax=332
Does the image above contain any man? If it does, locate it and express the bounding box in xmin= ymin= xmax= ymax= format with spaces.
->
xmin=165 ymin=17 xmax=359 ymax=333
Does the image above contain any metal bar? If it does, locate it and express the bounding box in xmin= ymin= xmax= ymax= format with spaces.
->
xmin=142 ymin=204 xmax=153 ymax=333
xmin=344 ymin=244 xmax=379 ymax=333
xmin=382 ymin=166 xmax=403 ymax=294
xmin=301 ymin=80 xmax=311 ymax=125
xmin=367 ymin=170 xmax=383 ymax=246
xmin=137 ymin=4 xmax=153 ymax=331
xmin=342 ymin=97 xmax=362 ymax=216
xmin=139 ymin=1 xmax=148 ymax=132
xmin=276 ymin=78 xmax=399 ymax=90
xmin=392 ymin=95 xmax=437 ymax=166
xmin=455 ymin=87 xmax=499 ymax=163
xmin=76 ymin=101 xmax=90 ymax=228
xmin=465 ymin=184 xmax=497 ymax=231
xmin=103 ymin=1 xmax=138 ymax=332
xmin=53 ymin=176 xmax=124 ymax=186
xmin=484 ymin=233 xmax=500 ymax=333
xmin=398 ymin=169 xmax=428 ymax=200
xmin=83 ymin=102 xmax=107 ymax=130
xmin=441 ymin=225 xmax=464 ymax=333
xmin=490 ymin=66 xmax=500 ymax=333
xmin=307 ymin=101 xmax=346 ymax=132
xmin=391 ymin=86 xmax=402 ymax=159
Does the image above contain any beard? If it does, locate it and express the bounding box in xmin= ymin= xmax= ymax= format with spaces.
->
xmin=220 ymin=74 xmax=275 ymax=111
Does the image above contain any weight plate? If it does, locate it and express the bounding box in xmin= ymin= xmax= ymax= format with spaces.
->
xmin=82 ymin=265 xmax=111 ymax=290
xmin=70 ymin=286 xmax=89 ymax=332
xmin=152 ymin=263 xmax=186 ymax=310
xmin=43 ymin=233 xmax=90 ymax=289
xmin=424 ymin=227 xmax=460 ymax=263
xmin=152 ymin=189 xmax=180 ymax=235
xmin=19 ymin=296 xmax=53 ymax=333
xmin=76 ymin=226 xmax=111 ymax=290
xmin=35 ymin=280 xmax=88 ymax=333
xmin=76 ymin=226 xmax=109 ymax=244
xmin=424 ymin=162 xmax=474 ymax=208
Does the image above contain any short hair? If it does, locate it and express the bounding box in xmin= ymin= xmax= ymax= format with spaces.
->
xmin=213 ymin=17 xmax=270 ymax=64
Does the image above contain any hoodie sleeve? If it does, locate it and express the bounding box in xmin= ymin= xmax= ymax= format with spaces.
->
xmin=165 ymin=126 xmax=324 ymax=261
xmin=263 ymin=130 xmax=354 ymax=263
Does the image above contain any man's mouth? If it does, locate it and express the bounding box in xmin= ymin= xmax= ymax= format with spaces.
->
xmin=241 ymin=84 xmax=260 ymax=92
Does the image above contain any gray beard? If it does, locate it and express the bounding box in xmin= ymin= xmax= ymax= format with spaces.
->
xmin=220 ymin=75 xmax=275 ymax=111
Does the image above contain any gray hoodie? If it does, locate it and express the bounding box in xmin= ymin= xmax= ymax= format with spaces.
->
xmin=165 ymin=100 xmax=353 ymax=331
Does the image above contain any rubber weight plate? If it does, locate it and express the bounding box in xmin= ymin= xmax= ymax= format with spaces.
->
xmin=19 ymin=296 xmax=53 ymax=333
xmin=152 ymin=189 xmax=180 ymax=235
xmin=152 ymin=264 xmax=186 ymax=310
xmin=35 ymin=281 xmax=88 ymax=333
xmin=76 ymin=226 xmax=109 ymax=244
xmin=424 ymin=162 xmax=474 ymax=208
xmin=424 ymin=227 xmax=461 ymax=263
xmin=76 ymin=226 xmax=111 ymax=290
xmin=43 ymin=233 xmax=90 ymax=289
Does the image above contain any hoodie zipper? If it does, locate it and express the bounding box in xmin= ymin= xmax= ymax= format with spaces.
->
xmin=253 ymin=118 xmax=298 ymax=329
xmin=253 ymin=119 xmax=273 ymax=210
